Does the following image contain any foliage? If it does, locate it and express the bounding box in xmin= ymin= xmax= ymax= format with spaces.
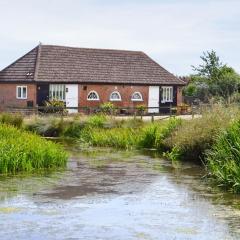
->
xmin=86 ymin=114 xmax=107 ymax=128
xmin=184 ymin=51 xmax=240 ymax=102
xmin=0 ymin=113 xmax=23 ymax=128
xmin=138 ymin=118 xmax=182 ymax=151
xmin=44 ymin=100 xmax=67 ymax=114
xmin=206 ymin=120 xmax=240 ymax=193
xmin=99 ymin=102 xmax=116 ymax=115
xmin=164 ymin=104 xmax=238 ymax=162
xmin=25 ymin=117 xmax=65 ymax=137
xmin=136 ymin=105 xmax=146 ymax=115
xmin=0 ymin=124 xmax=67 ymax=174
xmin=192 ymin=50 xmax=223 ymax=80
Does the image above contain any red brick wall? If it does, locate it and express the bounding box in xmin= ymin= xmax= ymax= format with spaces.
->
xmin=0 ymin=83 xmax=36 ymax=111
xmin=79 ymin=84 xmax=149 ymax=108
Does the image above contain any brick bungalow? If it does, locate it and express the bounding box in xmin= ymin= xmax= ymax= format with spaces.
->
xmin=0 ymin=44 xmax=185 ymax=113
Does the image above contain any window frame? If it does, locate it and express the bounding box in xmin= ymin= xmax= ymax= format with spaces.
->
xmin=16 ymin=86 xmax=27 ymax=99
xmin=87 ymin=90 xmax=100 ymax=101
xmin=109 ymin=91 xmax=122 ymax=101
xmin=49 ymin=84 xmax=66 ymax=101
xmin=131 ymin=91 xmax=143 ymax=102
xmin=161 ymin=86 xmax=173 ymax=103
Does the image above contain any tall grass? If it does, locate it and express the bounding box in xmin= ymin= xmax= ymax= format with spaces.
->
xmin=164 ymin=105 xmax=239 ymax=162
xmin=0 ymin=124 xmax=67 ymax=174
xmin=0 ymin=113 xmax=23 ymax=128
xmin=206 ymin=120 xmax=240 ymax=193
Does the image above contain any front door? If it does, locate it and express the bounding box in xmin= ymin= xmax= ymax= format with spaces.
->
xmin=37 ymin=84 xmax=49 ymax=106
xmin=148 ymin=86 xmax=159 ymax=113
xmin=65 ymin=84 xmax=78 ymax=113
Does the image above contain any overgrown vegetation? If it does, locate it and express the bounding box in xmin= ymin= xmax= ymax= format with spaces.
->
xmin=206 ymin=120 xmax=240 ymax=193
xmin=0 ymin=113 xmax=23 ymax=128
xmin=0 ymin=124 xmax=67 ymax=174
xmin=164 ymin=105 xmax=238 ymax=162
xmin=3 ymin=104 xmax=240 ymax=193
xmin=183 ymin=50 xmax=240 ymax=103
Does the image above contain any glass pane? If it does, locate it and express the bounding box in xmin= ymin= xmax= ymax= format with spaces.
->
xmin=17 ymin=87 xmax=21 ymax=98
xmin=22 ymin=87 xmax=26 ymax=98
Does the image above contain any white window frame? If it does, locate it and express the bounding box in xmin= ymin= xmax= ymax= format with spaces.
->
xmin=109 ymin=91 xmax=122 ymax=101
xmin=16 ymin=86 xmax=27 ymax=99
xmin=49 ymin=84 xmax=66 ymax=101
xmin=131 ymin=92 xmax=143 ymax=102
xmin=161 ymin=86 xmax=173 ymax=103
xmin=87 ymin=91 xmax=100 ymax=101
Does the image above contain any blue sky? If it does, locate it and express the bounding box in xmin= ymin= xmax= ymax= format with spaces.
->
xmin=0 ymin=0 xmax=239 ymax=75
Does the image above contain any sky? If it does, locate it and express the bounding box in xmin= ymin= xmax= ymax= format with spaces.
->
xmin=0 ymin=0 xmax=239 ymax=76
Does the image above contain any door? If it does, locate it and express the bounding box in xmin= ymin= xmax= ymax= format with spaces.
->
xmin=148 ymin=86 xmax=159 ymax=113
xmin=65 ymin=84 xmax=78 ymax=113
xmin=37 ymin=84 xmax=49 ymax=106
xmin=160 ymin=86 xmax=177 ymax=113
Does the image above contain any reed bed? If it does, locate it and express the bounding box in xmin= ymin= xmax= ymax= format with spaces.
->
xmin=0 ymin=124 xmax=67 ymax=174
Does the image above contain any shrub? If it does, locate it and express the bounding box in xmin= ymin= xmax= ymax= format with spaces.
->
xmin=25 ymin=117 xmax=65 ymax=137
xmin=164 ymin=105 xmax=238 ymax=162
xmin=0 ymin=124 xmax=67 ymax=174
xmin=99 ymin=102 xmax=116 ymax=115
xmin=138 ymin=118 xmax=182 ymax=150
xmin=87 ymin=114 xmax=107 ymax=128
xmin=86 ymin=127 xmax=138 ymax=149
xmin=0 ymin=113 xmax=23 ymax=128
xmin=206 ymin=120 xmax=240 ymax=193
xmin=44 ymin=100 xmax=67 ymax=114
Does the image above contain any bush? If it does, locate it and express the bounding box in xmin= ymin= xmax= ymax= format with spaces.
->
xmin=206 ymin=120 xmax=240 ymax=193
xmin=0 ymin=124 xmax=67 ymax=174
xmin=25 ymin=117 xmax=65 ymax=137
xmin=0 ymin=113 xmax=23 ymax=128
xmin=86 ymin=114 xmax=107 ymax=128
xmin=44 ymin=100 xmax=67 ymax=114
xmin=164 ymin=105 xmax=238 ymax=162
xmin=99 ymin=102 xmax=116 ymax=115
xmin=138 ymin=118 xmax=182 ymax=150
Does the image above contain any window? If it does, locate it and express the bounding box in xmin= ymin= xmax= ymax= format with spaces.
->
xmin=49 ymin=84 xmax=66 ymax=101
xmin=131 ymin=92 xmax=143 ymax=101
xmin=161 ymin=86 xmax=173 ymax=103
xmin=16 ymin=86 xmax=27 ymax=99
xmin=109 ymin=91 xmax=121 ymax=101
xmin=87 ymin=91 xmax=100 ymax=101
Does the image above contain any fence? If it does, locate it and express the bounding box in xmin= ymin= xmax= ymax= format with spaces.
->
xmin=2 ymin=104 xmax=204 ymax=118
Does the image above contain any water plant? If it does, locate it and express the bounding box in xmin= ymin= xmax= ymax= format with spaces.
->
xmin=0 ymin=124 xmax=67 ymax=174
xmin=206 ymin=120 xmax=240 ymax=193
xmin=164 ymin=104 xmax=238 ymax=162
xmin=0 ymin=113 xmax=23 ymax=128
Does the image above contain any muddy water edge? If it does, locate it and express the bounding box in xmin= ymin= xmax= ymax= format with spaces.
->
xmin=0 ymin=141 xmax=240 ymax=240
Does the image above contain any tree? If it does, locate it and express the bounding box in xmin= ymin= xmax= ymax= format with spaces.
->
xmin=189 ymin=51 xmax=240 ymax=100
xmin=192 ymin=50 xmax=223 ymax=81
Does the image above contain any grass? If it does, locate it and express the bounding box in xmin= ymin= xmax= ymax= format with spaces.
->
xmin=164 ymin=104 xmax=239 ymax=163
xmin=0 ymin=113 xmax=23 ymax=128
xmin=206 ymin=120 xmax=240 ymax=193
xmin=0 ymin=124 xmax=68 ymax=174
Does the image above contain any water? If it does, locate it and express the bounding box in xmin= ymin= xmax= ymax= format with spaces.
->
xmin=0 ymin=144 xmax=240 ymax=240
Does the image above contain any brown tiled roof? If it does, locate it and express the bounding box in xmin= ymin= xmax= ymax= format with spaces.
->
xmin=0 ymin=44 xmax=185 ymax=85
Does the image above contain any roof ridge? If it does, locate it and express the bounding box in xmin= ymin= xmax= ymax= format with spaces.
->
xmin=41 ymin=44 xmax=143 ymax=54
xmin=34 ymin=44 xmax=42 ymax=81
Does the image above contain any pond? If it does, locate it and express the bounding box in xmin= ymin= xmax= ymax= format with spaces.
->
xmin=0 ymin=143 xmax=240 ymax=240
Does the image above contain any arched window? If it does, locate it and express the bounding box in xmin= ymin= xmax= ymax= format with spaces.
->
xmin=131 ymin=92 xmax=143 ymax=101
xmin=87 ymin=91 xmax=100 ymax=101
xmin=109 ymin=91 xmax=121 ymax=101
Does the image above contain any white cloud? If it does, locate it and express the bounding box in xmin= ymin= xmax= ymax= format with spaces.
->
xmin=0 ymin=0 xmax=239 ymax=75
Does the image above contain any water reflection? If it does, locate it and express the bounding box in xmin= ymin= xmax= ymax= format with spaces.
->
xmin=0 ymin=144 xmax=240 ymax=239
